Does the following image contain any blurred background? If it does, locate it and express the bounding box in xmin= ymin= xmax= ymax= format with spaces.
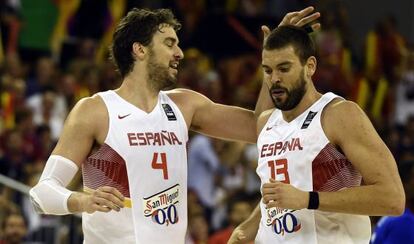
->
xmin=0 ymin=0 xmax=413 ymax=243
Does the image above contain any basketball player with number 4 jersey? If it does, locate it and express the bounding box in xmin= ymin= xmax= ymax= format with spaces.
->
xmin=229 ymin=26 xmax=405 ymax=244
xmin=29 ymin=8 xmax=322 ymax=244
xmin=80 ymin=90 xmax=188 ymax=243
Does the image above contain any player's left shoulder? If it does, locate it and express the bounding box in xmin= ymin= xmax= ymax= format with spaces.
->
xmin=165 ymin=88 xmax=205 ymax=105
xmin=164 ymin=88 xmax=206 ymax=127
xmin=322 ymin=99 xmax=368 ymax=141
xmin=166 ymin=88 xmax=212 ymax=111
xmin=323 ymin=99 xmax=364 ymax=122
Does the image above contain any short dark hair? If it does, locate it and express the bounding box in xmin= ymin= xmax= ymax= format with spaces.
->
xmin=264 ymin=25 xmax=316 ymax=65
xmin=110 ymin=8 xmax=181 ymax=78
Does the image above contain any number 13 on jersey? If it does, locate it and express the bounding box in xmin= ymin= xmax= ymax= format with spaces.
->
xmin=268 ymin=159 xmax=290 ymax=183
xmin=151 ymin=152 xmax=169 ymax=180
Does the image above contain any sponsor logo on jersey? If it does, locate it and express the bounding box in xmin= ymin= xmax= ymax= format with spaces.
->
xmin=266 ymin=207 xmax=302 ymax=236
xmin=127 ymin=131 xmax=183 ymax=146
xmin=162 ymin=104 xmax=177 ymax=121
xmin=143 ymin=184 xmax=180 ymax=226
xmin=301 ymin=111 xmax=318 ymax=129
xmin=260 ymin=138 xmax=303 ymax=158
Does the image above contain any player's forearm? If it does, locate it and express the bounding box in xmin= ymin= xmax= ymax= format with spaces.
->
xmin=29 ymin=155 xmax=79 ymax=215
xmin=236 ymin=204 xmax=261 ymax=240
xmin=254 ymin=82 xmax=273 ymax=118
xmin=193 ymin=105 xmax=257 ymax=143
xmin=318 ymin=184 xmax=405 ymax=216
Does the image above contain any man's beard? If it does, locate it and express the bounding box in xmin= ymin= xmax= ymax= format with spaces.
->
xmin=146 ymin=51 xmax=177 ymax=91
xmin=269 ymin=70 xmax=307 ymax=111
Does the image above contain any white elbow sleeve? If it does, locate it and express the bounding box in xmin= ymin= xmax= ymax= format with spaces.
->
xmin=29 ymin=155 xmax=79 ymax=215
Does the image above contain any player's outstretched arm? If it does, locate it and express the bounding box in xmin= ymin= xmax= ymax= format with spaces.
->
xmin=167 ymin=88 xmax=258 ymax=143
xmin=228 ymin=204 xmax=261 ymax=244
xmin=30 ymin=96 xmax=125 ymax=215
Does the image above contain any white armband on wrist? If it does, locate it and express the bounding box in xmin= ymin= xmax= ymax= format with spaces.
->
xmin=29 ymin=155 xmax=79 ymax=215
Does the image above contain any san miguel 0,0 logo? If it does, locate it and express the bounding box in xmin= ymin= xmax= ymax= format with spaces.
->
xmin=143 ymin=184 xmax=180 ymax=226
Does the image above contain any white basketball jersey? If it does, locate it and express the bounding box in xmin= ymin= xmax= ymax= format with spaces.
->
xmin=255 ymin=92 xmax=371 ymax=244
xmin=81 ymin=90 xmax=188 ymax=244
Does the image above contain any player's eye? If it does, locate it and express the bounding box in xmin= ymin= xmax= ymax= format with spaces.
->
xmin=279 ymin=67 xmax=290 ymax=73
xmin=263 ymin=68 xmax=272 ymax=75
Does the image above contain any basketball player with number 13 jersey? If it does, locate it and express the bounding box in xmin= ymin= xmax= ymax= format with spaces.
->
xmin=228 ymin=25 xmax=404 ymax=244
xmin=256 ymin=93 xmax=370 ymax=243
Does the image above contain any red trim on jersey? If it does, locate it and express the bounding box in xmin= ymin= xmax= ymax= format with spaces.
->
xmin=312 ymin=143 xmax=361 ymax=191
xmin=82 ymin=143 xmax=130 ymax=197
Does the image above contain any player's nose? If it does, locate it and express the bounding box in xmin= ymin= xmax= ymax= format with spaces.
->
xmin=175 ymin=46 xmax=184 ymax=60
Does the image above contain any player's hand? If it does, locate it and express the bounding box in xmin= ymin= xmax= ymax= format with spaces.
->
xmin=262 ymin=178 xmax=309 ymax=210
xmin=228 ymin=227 xmax=248 ymax=244
xmin=262 ymin=6 xmax=321 ymax=40
xmin=80 ymin=186 xmax=125 ymax=213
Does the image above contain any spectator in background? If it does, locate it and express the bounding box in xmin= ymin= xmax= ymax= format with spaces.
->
xmin=198 ymin=71 xmax=224 ymax=104
xmin=188 ymin=134 xmax=222 ymax=223
xmin=354 ymin=15 xmax=407 ymax=126
xmin=0 ymin=76 xmax=27 ymax=130
xmin=395 ymin=47 xmax=414 ymax=126
xmin=313 ymin=5 xmax=353 ymax=97
xmin=2 ymin=54 xmax=26 ymax=80
xmin=0 ymin=0 xmax=20 ymax=59
xmin=26 ymin=86 xmax=67 ymax=140
xmin=208 ymin=193 xmax=253 ymax=244
xmin=209 ymin=141 xmax=248 ymax=230
xmin=242 ymin=144 xmax=261 ymax=194
xmin=187 ymin=212 xmax=210 ymax=244
xmin=176 ymin=48 xmax=212 ymax=90
xmin=0 ymin=129 xmax=31 ymax=180
xmin=399 ymin=116 xmax=414 ymax=163
xmin=0 ymin=211 xmax=28 ymax=244
xmin=34 ymin=124 xmax=53 ymax=156
xmin=25 ymin=57 xmax=57 ymax=97
xmin=220 ymin=142 xmax=247 ymax=197
xmin=371 ymin=162 xmax=414 ymax=244
xmin=0 ymin=188 xmax=18 ymax=231
xmin=14 ymin=108 xmax=36 ymax=159
xmin=365 ymin=15 xmax=406 ymax=83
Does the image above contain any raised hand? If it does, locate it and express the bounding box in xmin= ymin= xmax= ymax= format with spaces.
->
xmin=262 ymin=6 xmax=321 ymax=40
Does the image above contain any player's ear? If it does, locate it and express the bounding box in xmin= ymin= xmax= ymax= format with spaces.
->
xmin=305 ymin=56 xmax=317 ymax=77
xmin=132 ymin=42 xmax=146 ymax=61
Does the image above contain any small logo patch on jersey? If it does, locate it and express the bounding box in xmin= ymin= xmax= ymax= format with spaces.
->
xmin=118 ymin=113 xmax=131 ymax=119
xmin=162 ymin=104 xmax=177 ymax=121
xmin=301 ymin=111 xmax=318 ymax=129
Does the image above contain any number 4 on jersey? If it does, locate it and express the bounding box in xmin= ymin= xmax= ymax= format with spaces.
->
xmin=268 ymin=159 xmax=290 ymax=183
xmin=151 ymin=152 xmax=169 ymax=180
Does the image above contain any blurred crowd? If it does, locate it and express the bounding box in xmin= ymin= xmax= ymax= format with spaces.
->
xmin=0 ymin=0 xmax=413 ymax=243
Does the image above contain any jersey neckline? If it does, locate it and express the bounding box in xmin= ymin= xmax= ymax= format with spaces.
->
xmin=109 ymin=90 xmax=162 ymax=116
